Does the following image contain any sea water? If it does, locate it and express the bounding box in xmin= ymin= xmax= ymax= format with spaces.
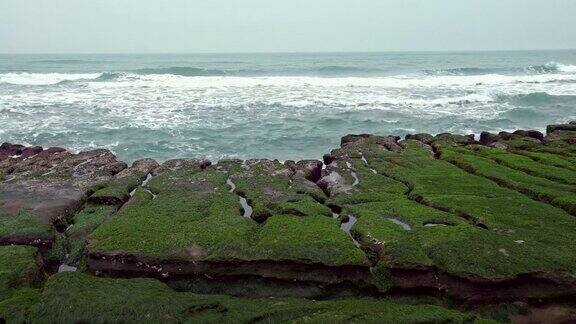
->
xmin=0 ymin=51 xmax=575 ymax=162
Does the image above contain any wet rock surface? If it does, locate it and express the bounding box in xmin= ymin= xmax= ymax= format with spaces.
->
xmin=2 ymin=122 xmax=576 ymax=323
xmin=0 ymin=145 xmax=129 ymax=250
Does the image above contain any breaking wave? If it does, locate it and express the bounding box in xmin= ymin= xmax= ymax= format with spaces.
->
xmin=134 ymin=66 xmax=227 ymax=76
xmin=0 ymin=72 xmax=102 ymax=85
xmin=425 ymin=62 xmax=576 ymax=76
xmin=2 ymin=61 xmax=575 ymax=86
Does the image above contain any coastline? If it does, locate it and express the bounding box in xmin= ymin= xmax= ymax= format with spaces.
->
xmin=1 ymin=121 xmax=576 ymax=322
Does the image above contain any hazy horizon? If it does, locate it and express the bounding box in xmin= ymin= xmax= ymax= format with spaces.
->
xmin=1 ymin=0 xmax=575 ymax=54
xmin=2 ymin=49 xmax=576 ymax=55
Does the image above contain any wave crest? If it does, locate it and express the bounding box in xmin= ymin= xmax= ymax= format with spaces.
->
xmin=134 ymin=66 xmax=227 ymax=77
xmin=0 ymin=72 xmax=103 ymax=85
xmin=425 ymin=62 xmax=576 ymax=76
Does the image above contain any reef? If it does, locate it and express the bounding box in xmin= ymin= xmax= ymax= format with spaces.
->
xmin=1 ymin=122 xmax=576 ymax=323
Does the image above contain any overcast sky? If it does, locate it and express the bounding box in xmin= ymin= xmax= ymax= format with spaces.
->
xmin=0 ymin=0 xmax=575 ymax=53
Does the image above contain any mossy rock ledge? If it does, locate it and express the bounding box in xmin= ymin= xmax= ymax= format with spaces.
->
xmin=1 ymin=122 xmax=576 ymax=323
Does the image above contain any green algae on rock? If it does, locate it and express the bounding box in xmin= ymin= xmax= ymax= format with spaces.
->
xmin=28 ymin=272 xmax=489 ymax=324
xmin=0 ymin=245 xmax=43 ymax=322
xmin=1 ymin=121 xmax=576 ymax=322
xmin=321 ymin=126 xmax=576 ymax=300
xmin=87 ymin=161 xmax=370 ymax=284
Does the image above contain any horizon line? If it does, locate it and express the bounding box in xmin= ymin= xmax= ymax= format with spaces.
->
xmin=1 ymin=48 xmax=576 ymax=56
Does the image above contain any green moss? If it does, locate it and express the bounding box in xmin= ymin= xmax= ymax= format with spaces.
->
xmin=0 ymin=245 xmax=42 ymax=302
xmin=471 ymin=146 xmax=576 ymax=185
xmin=28 ymin=272 xmax=486 ymax=323
xmin=342 ymin=196 xmax=564 ymax=279
xmin=365 ymin=262 xmax=393 ymax=292
xmin=440 ymin=146 xmax=576 ymax=215
xmin=246 ymin=215 xmax=367 ymax=266
xmin=224 ymin=160 xmax=331 ymax=221
xmin=0 ymin=288 xmax=41 ymax=323
xmin=89 ymin=174 xmax=145 ymax=205
xmin=43 ymin=233 xmax=67 ymax=266
xmin=274 ymin=195 xmax=332 ymax=218
xmin=346 ymin=199 xmax=465 ymax=268
xmin=65 ymin=204 xmax=117 ymax=264
xmin=88 ymin=165 xmax=367 ymax=268
xmin=89 ymin=170 xmax=254 ymax=259
xmin=511 ymin=150 xmax=576 ymax=171
xmin=325 ymin=137 xmax=576 ymax=279
xmin=0 ymin=210 xmax=53 ymax=244
xmin=67 ymin=204 xmax=117 ymax=240
xmin=169 ymin=277 xmax=328 ymax=299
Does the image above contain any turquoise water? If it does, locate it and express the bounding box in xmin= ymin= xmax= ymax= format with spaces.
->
xmin=1 ymin=51 xmax=575 ymax=162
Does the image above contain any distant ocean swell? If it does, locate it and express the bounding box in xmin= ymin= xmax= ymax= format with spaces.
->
xmin=0 ymin=62 xmax=575 ymax=87
xmin=424 ymin=62 xmax=576 ymax=75
xmin=1 ymin=53 xmax=575 ymax=162
xmin=1 ymin=61 xmax=575 ymax=86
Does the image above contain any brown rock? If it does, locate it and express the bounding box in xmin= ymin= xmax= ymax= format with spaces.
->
xmin=513 ymin=130 xmax=544 ymax=141
xmin=36 ymin=147 xmax=66 ymax=158
xmin=0 ymin=180 xmax=83 ymax=224
xmin=479 ymin=132 xmax=500 ymax=146
xmin=152 ymin=158 xmax=211 ymax=175
xmin=20 ymin=146 xmax=43 ymax=159
xmin=434 ymin=133 xmax=476 ymax=145
xmin=317 ymin=171 xmax=352 ymax=196
xmin=547 ymin=123 xmax=576 ymax=135
xmin=115 ymin=158 xmax=159 ymax=179
xmin=0 ymin=143 xmax=24 ymax=160
xmin=340 ymin=134 xmax=371 ymax=146
xmin=293 ymin=160 xmax=323 ymax=182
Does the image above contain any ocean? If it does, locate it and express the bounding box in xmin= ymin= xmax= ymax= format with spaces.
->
xmin=1 ymin=51 xmax=575 ymax=163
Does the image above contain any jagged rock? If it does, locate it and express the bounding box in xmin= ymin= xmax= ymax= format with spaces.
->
xmin=434 ymin=133 xmax=476 ymax=145
xmin=341 ymin=134 xmax=371 ymax=146
xmin=323 ymin=153 xmax=335 ymax=165
xmin=292 ymin=160 xmax=323 ymax=182
xmin=497 ymin=131 xmax=516 ymax=141
xmin=513 ymin=130 xmax=544 ymax=141
xmin=547 ymin=123 xmax=576 ymax=135
xmin=491 ymin=142 xmax=509 ymax=150
xmin=545 ymin=122 xmax=576 ymax=143
xmin=317 ymin=171 xmax=353 ymax=196
xmin=0 ymin=146 xmax=127 ymax=246
xmin=405 ymin=133 xmax=434 ymax=144
xmin=0 ymin=143 xmax=25 ymax=160
xmin=0 ymin=180 xmax=84 ymax=224
xmin=37 ymin=147 xmax=66 ymax=158
xmin=151 ymin=158 xmax=211 ymax=175
xmin=115 ymin=158 xmax=159 ymax=178
xmin=340 ymin=134 xmax=402 ymax=153
xmin=479 ymin=132 xmax=499 ymax=146
xmin=20 ymin=146 xmax=43 ymax=159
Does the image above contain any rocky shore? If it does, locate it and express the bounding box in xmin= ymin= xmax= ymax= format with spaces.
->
xmin=2 ymin=122 xmax=576 ymax=323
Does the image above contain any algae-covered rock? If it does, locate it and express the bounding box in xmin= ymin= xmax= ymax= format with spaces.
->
xmin=2 ymin=121 xmax=576 ymax=317
xmin=28 ymin=272 xmax=488 ymax=324
xmin=323 ymin=132 xmax=576 ymax=300
xmin=0 ymin=144 xmax=128 ymax=247
xmin=0 ymin=245 xmax=43 ymax=322
xmin=86 ymin=161 xmax=369 ymax=283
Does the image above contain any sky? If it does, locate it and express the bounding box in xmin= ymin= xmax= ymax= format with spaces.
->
xmin=0 ymin=0 xmax=575 ymax=54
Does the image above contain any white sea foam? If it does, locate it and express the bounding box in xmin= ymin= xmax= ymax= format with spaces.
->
xmin=556 ymin=63 xmax=576 ymax=73
xmin=1 ymin=64 xmax=575 ymax=88
xmin=0 ymin=72 xmax=102 ymax=85
xmin=1 ymin=60 xmax=575 ymax=163
xmin=538 ymin=61 xmax=576 ymax=74
xmin=84 ymin=71 xmax=576 ymax=90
